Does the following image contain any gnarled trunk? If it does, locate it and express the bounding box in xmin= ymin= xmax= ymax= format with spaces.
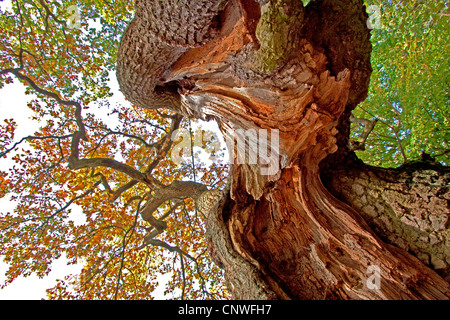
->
xmin=117 ymin=0 xmax=450 ymax=299
xmin=207 ymin=162 xmax=449 ymax=299
xmin=323 ymin=161 xmax=450 ymax=283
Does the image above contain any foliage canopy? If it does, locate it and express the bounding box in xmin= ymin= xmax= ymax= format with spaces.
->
xmin=352 ymin=0 xmax=449 ymax=167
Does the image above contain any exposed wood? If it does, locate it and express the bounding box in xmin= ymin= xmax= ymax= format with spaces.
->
xmin=217 ymin=164 xmax=449 ymax=299
xmin=117 ymin=0 xmax=450 ymax=299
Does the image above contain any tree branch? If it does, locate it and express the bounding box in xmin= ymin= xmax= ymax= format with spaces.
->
xmin=348 ymin=113 xmax=378 ymax=151
xmin=144 ymin=238 xmax=212 ymax=298
xmin=144 ymin=239 xmax=196 ymax=262
xmin=1 ymin=61 xmax=160 ymax=189
xmin=91 ymin=171 xmax=113 ymax=193
xmin=357 ymin=106 xmax=408 ymax=162
xmin=68 ymin=156 xmax=147 ymax=184
xmin=141 ymin=200 xmax=184 ymax=244
xmin=106 ymin=114 xmax=183 ymax=202
xmin=38 ymin=0 xmax=67 ymax=28
xmin=179 ymin=252 xmax=186 ymax=300
xmin=84 ymin=123 xmax=153 ymax=149
xmin=35 ymin=186 xmax=97 ymax=237
xmin=0 ymin=65 xmax=87 ymax=140
xmin=139 ymin=180 xmax=207 ymax=224
xmin=111 ymin=180 xmax=139 ymax=202
xmin=0 ymin=133 xmax=73 ymax=158
xmin=114 ymin=198 xmax=144 ymax=300
xmin=144 ymin=114 xmax=182 ymax=174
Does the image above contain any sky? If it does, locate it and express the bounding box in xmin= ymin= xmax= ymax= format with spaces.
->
xmin=0 ymin=0 xmax=115 ymax=292
xmin=0 ymin=3 xmax=49 ymax=293
xmin=0 ymin=71 xmax=192 ymax=299
xmin=0 ymin=79 xmax=84 ymax=299
xmin=0 ymin=50 xmax=222 ymax=302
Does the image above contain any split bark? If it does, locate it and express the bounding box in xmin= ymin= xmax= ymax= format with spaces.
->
xmin=116 ymin=0 xmax=450 ymax=299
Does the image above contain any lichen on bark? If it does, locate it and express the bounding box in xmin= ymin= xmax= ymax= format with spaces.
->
xmin=252 ymin=0 xmax=304 ymax=73
xmin=323 ymin=162 xmax=450 ymax=282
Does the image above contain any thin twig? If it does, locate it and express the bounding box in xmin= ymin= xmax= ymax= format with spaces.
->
xmin=179 ymin=252 xmax=186 ymax=300
xmin=0 ymin=134 xmax=73 ymax=158
xmin=113 ymin=198 xmax=144 ymax=300
xmin=357 ymin=105 xmax=408 ymax=163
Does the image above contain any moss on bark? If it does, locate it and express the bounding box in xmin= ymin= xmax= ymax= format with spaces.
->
xmin=253 ymin=0 xmax=304 ymax=73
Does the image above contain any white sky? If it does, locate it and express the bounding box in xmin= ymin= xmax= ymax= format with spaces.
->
xmin=0 ymin=79 xmax=83 ymax=299
xmin=0 ymin=1 xmax=57 ymax=294
xmin=0 ymin=79 xmax=222 ymax=300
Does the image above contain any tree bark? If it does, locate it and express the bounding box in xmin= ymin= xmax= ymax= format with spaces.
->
xmin=322 ymin=161 xmax=450 ymax=283
xmin=117 ymin=0 xmax=450 ymax=299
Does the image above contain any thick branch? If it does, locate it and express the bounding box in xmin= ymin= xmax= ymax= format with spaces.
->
xmin=111 ymin=180 xmax=139 ymax=202
xmin=116 ymin=0 xmax=227 ymax=111
xmin=323 ymin=161 xmax=450 ymax=282
xmin=142 ymin=200 xmax=184 ymax=243
xmin=108 ymin=114 xmax=183 ymax=202
xmin=140 ymin=181 xmax=207 ymax=224
xmin=68 ymin=155 xmax=147 ymax=184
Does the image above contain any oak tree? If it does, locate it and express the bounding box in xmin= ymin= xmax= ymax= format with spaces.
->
xmin=0 ymin=0 xmax=449 ymax=299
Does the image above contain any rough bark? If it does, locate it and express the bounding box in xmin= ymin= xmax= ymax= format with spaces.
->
xmin=116 ymin=0 xmax=228 ymax=110
xmin=205 ymin=182 xmax=282 ymax=299
xmin=116 ymin=0 xmax=450 ymax=299
xmin=323 ymin=161 xmax=450 ymax=283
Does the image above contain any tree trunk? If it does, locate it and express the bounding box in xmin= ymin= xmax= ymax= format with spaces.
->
xmin=322 ymin=161 xmax=450 ymax=283
xmin=116 ymin=0 xmax=450 ymax=299
xmin=206 ymin=161 xmax=449 ymax=299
